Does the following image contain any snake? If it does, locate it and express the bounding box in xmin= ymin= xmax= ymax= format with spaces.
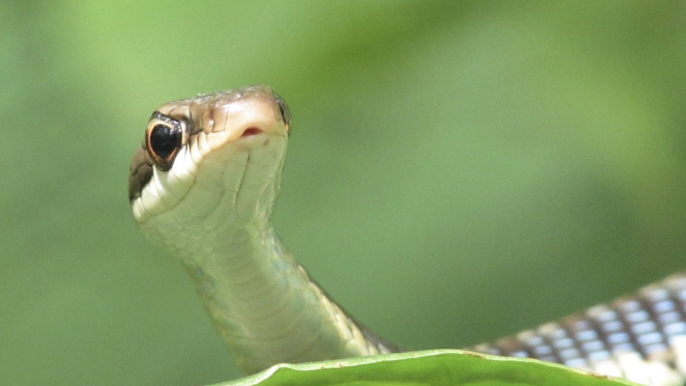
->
xmin=128 ymin=86 xmax=686 ymax=386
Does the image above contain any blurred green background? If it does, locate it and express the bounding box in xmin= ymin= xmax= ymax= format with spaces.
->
xmin=1 ymin=1 xmax=685 ymax=385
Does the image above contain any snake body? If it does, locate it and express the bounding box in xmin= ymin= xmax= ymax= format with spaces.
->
xmin=129 ymin=86 xmax=686 ymax=386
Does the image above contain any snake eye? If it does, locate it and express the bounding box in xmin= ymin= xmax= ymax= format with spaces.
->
xmin=146 ymin=115 xmax=185 ymax=171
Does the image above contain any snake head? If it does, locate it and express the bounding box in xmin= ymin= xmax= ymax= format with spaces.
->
xmin=129 ymin=86 xmax=290 ymax=254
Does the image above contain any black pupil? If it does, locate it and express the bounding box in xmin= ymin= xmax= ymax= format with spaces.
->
xmin=150 ymin=124 xmax=180 ymax=160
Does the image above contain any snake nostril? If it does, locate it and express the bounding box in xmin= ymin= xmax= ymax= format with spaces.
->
xmin=241 ymin=127 xmax=263 ymax=137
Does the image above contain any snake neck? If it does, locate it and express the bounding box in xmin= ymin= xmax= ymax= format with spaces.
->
xmin=180 ymin=222 xmax=392 ymax=374
xmin=130 ymin=88 xmax=398 ymax=374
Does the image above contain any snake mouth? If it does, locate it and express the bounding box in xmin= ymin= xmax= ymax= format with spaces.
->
xmin=240 ymin=127 xmax=264 ymax=138
xmin=230 ymin=126 xmax=283 ymax=153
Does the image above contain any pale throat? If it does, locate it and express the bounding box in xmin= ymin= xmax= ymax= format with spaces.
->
xmin=174 ymin=159 xmax=381 ymax=373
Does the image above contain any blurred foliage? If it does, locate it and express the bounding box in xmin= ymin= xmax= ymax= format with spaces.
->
xmin=1 ymin=1 xmax=684 ymax=386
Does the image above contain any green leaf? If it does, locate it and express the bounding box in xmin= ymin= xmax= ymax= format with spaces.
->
xmin=209 ymin=350 xmax=640 ymax=386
